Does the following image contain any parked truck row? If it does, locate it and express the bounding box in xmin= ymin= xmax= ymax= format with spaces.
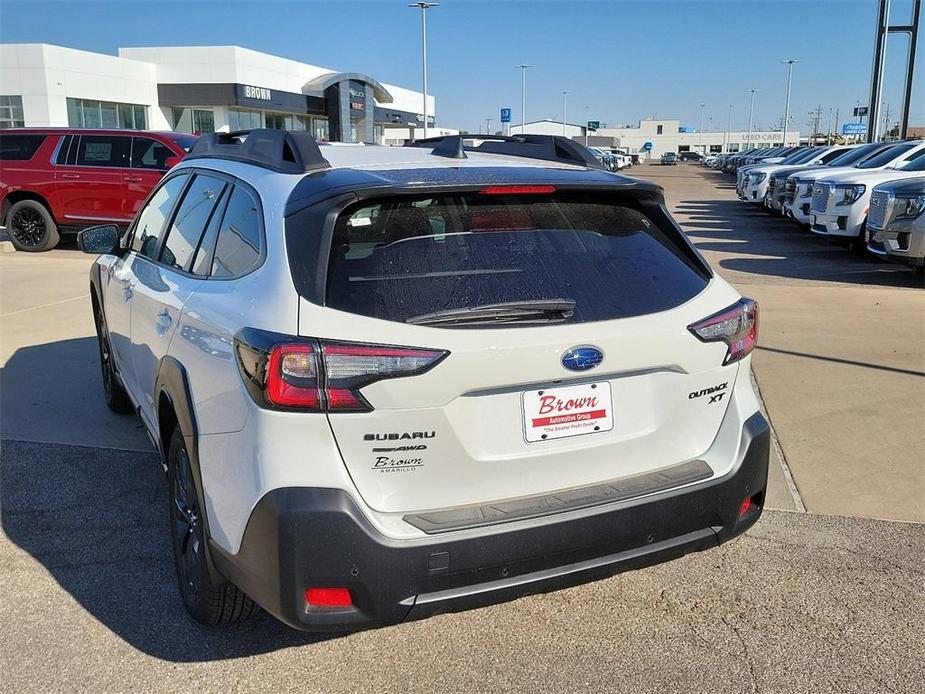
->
xmin=706 ymin=143 xmax=925 ymax=274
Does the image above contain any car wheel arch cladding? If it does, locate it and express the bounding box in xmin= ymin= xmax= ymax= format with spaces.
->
xmin=154 ymin=356 xmax=227 ymax=585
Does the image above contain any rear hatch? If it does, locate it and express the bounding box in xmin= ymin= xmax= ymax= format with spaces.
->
xmin=297 ymin=184 xmax=744 ymax=514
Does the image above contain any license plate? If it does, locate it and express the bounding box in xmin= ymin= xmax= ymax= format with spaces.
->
xmin=522 ymin=382 xmax=614 ymax=443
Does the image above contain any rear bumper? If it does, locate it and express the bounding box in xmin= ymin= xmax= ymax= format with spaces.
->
xmin=211 ymin=413 xmax=770 ymax=632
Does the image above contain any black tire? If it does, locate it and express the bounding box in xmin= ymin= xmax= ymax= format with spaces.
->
xmin=851 ymin=221 xmax=870 ymax=256
xmin=167 ymin=427 xmax=255 ymax=625
xmin=6 ymin=199 xmax=60 ymax=251
xmin=93 ymin=306 xmax=133 ymax=414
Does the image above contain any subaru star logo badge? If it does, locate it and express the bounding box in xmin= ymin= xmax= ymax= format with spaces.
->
xmin=561 ymin=345 xmax=604 ymax=372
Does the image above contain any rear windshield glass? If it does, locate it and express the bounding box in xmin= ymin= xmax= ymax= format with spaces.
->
xmin=325 ymin=192 xmax=709 ymax=327
xmin=0 ymin=134 xmax=45 ymax=160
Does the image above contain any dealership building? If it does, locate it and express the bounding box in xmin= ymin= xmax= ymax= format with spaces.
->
xmin=511 ymin=118 xmax=800 ymax=156
xmin=0 ymin=43 xmax=437 ymax=143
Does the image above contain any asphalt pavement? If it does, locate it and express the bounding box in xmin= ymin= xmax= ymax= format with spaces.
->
xmin=1 ymin=164 xmax=923 ymax=693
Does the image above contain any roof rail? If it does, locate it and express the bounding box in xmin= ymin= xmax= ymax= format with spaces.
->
xmin=185 ymin=129 xmax=331 ymax=174
xmin=404 ymin=134 xmax=603 ymax=169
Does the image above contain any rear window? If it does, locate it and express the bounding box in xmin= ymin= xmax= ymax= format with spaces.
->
xmin=324 ymin=192 xmax=709 ymax=327
xmin=0 ymin=134 xmax=45 ymax=161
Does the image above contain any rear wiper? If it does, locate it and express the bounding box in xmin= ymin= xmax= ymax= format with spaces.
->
xmin=406 ymin=299 xmax=576 ymax=327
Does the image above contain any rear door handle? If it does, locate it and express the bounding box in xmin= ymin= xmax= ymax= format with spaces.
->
xmin=124 ymin=176 xmax=143 ymax=182
xmin=60 ymin=173 xmax=80 ymax=179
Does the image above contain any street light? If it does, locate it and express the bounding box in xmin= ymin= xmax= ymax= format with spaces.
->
xmin=517 ymin=64 xmax=532 ymax=132
xmin=585 ymin=105 xmax=590 ymax=146
xmin=698 ymin=103 xmax=705 ymax=153
xmin=726 ymin=104 xmax=733 ymax=153
xmin=781 ymin=59 xmax=799 ymax=146
xmin=746 ymin=89 xmax=758 ymax=148
xmin=561 ymin=91 xmax=568 ymax=136
xmin=409 ymin=2 xmax=438 ymax=140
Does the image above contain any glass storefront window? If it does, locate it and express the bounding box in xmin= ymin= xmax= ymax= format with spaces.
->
xmin=265 ymin=113 xmax=310 ymax=131
xmin=171 ymin=107 xmax=214 ymax=134
xmin=66 ymin=98 xmax=147 ymax=129
xmin=1 ymin=95 xmax=26 ymax=128
xmin=228 ymin=108 xmax=263 ymax=131
xmin=312 ymin=117 xmax=329 ymax=141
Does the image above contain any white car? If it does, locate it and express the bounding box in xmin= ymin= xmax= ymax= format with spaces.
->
xmin=737 ymin=146 xmax=846 ymax=204
xmin=809 ymin=143 xmax=925 ymax=247
xmin=783 ymin=142 xmax=904 ymax=226
xmin=78 ymin=129 xmax=768 ymax=632
xmin=868 ymin=176 xmax=925 ymax=272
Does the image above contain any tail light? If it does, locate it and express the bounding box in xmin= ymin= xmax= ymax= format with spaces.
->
xmin=688 ymin=298 xmax=759 ymax=365
xmin=235 ymin=331 xmax=447 ymax=412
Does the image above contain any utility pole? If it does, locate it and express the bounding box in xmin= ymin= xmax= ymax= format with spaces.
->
xmin=409 ymin=2 xmax=438 ymax=140
xmin=813 ymin=105 xmax=823 ymax=145
xmin=781 ymin=59 xmax=798 ymax=146
xmin=833 ymin=106 xmax=839 ymax=144
xmin=725 ymin=104 xmax=733 ymax=153
xmin=698 ymin=103 xmax=705 ymax=153
xmin=517 ymin=64 xmax=532 ymax=132
xmin=485 ymin=117 xmax=492 ymax=135
xmin=561 ymin=91 xmax=568 ymax=136
xmin=746 ymin=89 xmax=758 ymax=149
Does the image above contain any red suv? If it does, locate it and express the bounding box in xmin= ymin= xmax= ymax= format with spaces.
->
xmin=0 ymin=128 xmax=198 ymax=251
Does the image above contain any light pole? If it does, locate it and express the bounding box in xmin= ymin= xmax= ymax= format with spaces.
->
xmin=561 ymin=91 xmax=568 ymax=136
xmin=781 ymin=59 xmax=798 ymax=146
xmin=725 ymin=104 xmax=733 ymax=153
xmin=585 ymin=105 xmax=590 ymax=146
xmin=746 ymin=89 xmax=758 ymax=149
xmin=698 ymin=103 xmax=705 ymax=153
xmin=517 ymin=64 xmax=532 ymax=132
xmin=409 ymin=2 xmax=438 ymax=140
xmin=485 ymin=117 xmax=492 ymax=135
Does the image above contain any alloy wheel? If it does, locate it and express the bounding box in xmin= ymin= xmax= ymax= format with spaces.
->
xmin=172 ymin=447 xmax=204 ymax=598
xmin=9 ymin=207 xmax=47 ymax=247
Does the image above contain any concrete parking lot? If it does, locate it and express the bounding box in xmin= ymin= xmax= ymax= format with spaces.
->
xmin=1 ymin=164 xmax=923 ymax=693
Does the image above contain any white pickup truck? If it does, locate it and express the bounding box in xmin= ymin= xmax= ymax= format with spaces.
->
xmin=808 ymin=142 xmax=925 ymax=249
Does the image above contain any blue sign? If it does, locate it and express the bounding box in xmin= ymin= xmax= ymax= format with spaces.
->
xmin=500 ymin=108 xmax=512 ymax=123
xmin=842 ymin=123 xmax=867 ymax=135
xmin=642 ymin=142 xmax=653 ymax=151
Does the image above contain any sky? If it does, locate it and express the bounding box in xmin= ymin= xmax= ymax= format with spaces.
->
xmin=1 ymin=0 xmax=922 ymax=135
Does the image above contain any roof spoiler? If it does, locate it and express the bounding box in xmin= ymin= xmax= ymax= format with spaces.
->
xmin=404 ymin=134 xmax=603 ymax=169
xmin=185 ymin=129 xmax=331 ymax=174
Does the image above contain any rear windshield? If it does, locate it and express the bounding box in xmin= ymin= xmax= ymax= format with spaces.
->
xmin=0 ymin=134 xmax=45 ymax=161
xmin=325 ymin=192 xmax=709 ymax=327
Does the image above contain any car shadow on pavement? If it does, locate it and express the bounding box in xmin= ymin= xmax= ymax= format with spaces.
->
xmin=1 ymin=339 xmax=342 ymax=661
xmin=675 ymin=199 xmax=923 ymax=288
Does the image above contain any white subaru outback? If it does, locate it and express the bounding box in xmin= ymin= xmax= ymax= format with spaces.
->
xmin=79 ymin=130 xmax=768 ymax=631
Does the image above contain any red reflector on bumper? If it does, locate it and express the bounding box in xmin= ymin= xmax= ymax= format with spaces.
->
xmin=305 ymin=587 xmax=352 ymax=608
xmin=739 ymin=497 xmax=752 ymax=517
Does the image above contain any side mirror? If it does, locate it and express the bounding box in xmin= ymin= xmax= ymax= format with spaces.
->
xmin=164 ymin=155 xmax=183 ymax=169
xmin=77 ymin=225 xmax=120 ymax=255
